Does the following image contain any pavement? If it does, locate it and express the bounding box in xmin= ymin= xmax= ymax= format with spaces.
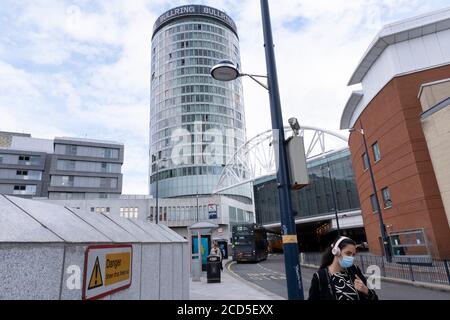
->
xmin=189 ymin=259 xmax=285 ymax=300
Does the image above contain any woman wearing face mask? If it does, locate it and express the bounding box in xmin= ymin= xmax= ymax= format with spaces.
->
xmin=308 ymin=236 xmax=378 ymax=300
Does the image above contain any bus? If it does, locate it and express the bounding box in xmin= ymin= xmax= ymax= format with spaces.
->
xmin=232 ymin=224 xmax=268 ymax=262
xmin=267 ymin=233 xmax=283 ymax=253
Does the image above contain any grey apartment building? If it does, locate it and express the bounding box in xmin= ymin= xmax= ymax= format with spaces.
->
xmin=0 ymin=131 xmax=123 ymax=199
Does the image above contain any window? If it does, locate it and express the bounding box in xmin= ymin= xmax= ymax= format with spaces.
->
xmin=382 ymin=187 xmax=392 ymax=209
xmin=372 ymin=142 xmax=381 ymax=162
xmin=61 ymin=176 xmax=74 ymax=186
xmin=104 ymin=149 xmax=112 ymax=158
xmin=362 ymin=153 xmax=369 ymax=171
xmin=100 ymin=178 xmax=108 ymax=188
xmin=90 ymin=207 xmax=95 ymax=213
xmin=370 ymin=194 xmax=379 ymax=213
xmin=12 ymin=185 xmax=36 ymax=195
xmin=149 ymin=207 xmax=154 ymax=222
xmin=67 ymin=145 xmax=77 ymax=156
xmin=61 ymin=176 xmax=69 ymax=186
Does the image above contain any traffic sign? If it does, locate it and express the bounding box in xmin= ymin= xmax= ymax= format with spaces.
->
xmin=82 ymin=244 xmax=132 ymax=300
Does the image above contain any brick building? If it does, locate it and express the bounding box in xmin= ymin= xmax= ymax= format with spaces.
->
xmin=340 ymin=8 xmax=450 ymax=259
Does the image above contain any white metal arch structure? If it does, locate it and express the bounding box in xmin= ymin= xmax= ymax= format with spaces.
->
xmin=214 ymin=126 xmax=348 ymax=194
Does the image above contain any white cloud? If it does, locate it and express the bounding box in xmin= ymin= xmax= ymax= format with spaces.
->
xmin=1 ymin=0 xmax=449 ymax=194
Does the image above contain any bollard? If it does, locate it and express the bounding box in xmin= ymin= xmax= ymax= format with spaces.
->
xmin=408 ymin=258 xmax=415 ymax=282
xmin=381 ymin=256 xmax=386 ymax=277
xmin=444 ymin=260 xmax=450 ymax=285
xmin=192 ymin=253 xmax=201 ymax=282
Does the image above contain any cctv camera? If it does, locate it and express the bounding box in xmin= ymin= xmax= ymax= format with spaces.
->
xmin=288 ymin=117 xmax=300 ymax=135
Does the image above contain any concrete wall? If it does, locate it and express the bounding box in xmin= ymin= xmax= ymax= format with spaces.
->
xmin=0 ymin=195 xmax=189 ymax=300
xmin=419 ymin=79 xmax=450 ymax=228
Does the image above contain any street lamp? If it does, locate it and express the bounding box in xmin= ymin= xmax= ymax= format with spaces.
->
xmin=153 ymin=157 xmax=168 ymax=224
xmin=196 ymin=189 xmax=199 ymax=222
xmin=321 ymin=159 xmax=341 ymax=236
xmin=349 ymin=123 xmax=392 ymax=262
xmin=211 ymin=0 xmax=305 ymax=300
xmin=210 ymin=60 xmax=269 ymax=90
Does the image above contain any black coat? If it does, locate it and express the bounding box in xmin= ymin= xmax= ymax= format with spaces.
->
xmin=308 ymin=265 xmax=378 ymax=300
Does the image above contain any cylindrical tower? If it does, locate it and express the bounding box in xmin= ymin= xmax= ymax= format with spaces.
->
xmin=150 ymin=5 xmax=246 ymax=198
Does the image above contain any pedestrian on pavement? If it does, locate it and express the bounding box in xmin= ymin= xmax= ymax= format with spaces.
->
xmin=308 ymin=236 xmax=378 ymax=300
xmin=210 ymin=242 xmax=223 ymax=270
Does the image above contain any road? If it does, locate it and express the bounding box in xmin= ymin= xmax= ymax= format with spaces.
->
xmin=228 ymin=254 xmax=450 ymax=300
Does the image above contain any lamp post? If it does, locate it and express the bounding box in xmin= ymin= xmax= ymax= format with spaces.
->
xmin=350 ymin=122 xmax=391 ymax=262
xmin=323 ymin=159 xmax=341 ymax=236
xmin=210 ymin=0 xmax=304 ymax=300
xmin=196 ymin=189 xmax=199 ymax=222
xmin=154 ymin=157 xmax=168 ymax=224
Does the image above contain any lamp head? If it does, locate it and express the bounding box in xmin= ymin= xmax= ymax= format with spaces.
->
xmin=210 ymin=60 xmax=240 ymax=81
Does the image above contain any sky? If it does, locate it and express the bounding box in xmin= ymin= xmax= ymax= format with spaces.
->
xmin=1 ymin=0 xmax=449 ymax=194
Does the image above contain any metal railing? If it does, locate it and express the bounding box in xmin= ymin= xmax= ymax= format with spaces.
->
xmin=300 ymin=252 xmax=450 ymax=286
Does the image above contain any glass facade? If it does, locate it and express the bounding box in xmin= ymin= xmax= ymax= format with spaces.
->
xmin=147 ymin=204 xmax=219 ymax=223
xmin=57 ymin=160 xmax=121 ymax=173
xmin=50 ymin=175 xmax=118 ymax=189
xmin=0 ymin=184 xmax=37 ymax=195
xmin=0 ymin=169 xmax=42 ymax=180
xmin=48 ymin=192 xmax=120 ymax=200
xmin=150 ymin=9 xmax=246 ymax=198
xmin=0 ymin=154 xmax=41 ymax=166
xmin=254 ymin=149 xmax=361 ymax=225
xmin=54 ymin=144 xmax=119 ymax=159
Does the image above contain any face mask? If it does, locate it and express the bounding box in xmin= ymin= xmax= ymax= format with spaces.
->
xmin=339 ymin=255 xmax=354 ymax=268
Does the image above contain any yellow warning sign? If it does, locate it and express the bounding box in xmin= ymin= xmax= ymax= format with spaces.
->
xmin=282 ymin=235 xmax=298 ymax=244
xmin=83 ymin=245 xmax=132 ymax=300
xmin=105 ymin=252 xmax=131 ymax=286
xmin=88 ymin=256 xmax=103 ymax=290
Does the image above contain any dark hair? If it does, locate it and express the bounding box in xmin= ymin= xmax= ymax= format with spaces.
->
xmin=320 ymin=237 xmax=356 ymax=269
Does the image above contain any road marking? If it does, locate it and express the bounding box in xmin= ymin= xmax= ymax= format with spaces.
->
xmin=257 ymin=263 xmax=285 ymax=276
xmin=246 ymin=273 xmax=286 ymax=281
xmin=226 ymin=261 xmax=286 ymax=300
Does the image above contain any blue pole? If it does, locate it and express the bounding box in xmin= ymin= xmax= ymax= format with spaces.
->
xmin=260 ymin=0 xmax=304 ymax=300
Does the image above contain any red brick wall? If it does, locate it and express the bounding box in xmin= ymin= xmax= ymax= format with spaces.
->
xmin=348 ymin=64 xmax=450 ymax=259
